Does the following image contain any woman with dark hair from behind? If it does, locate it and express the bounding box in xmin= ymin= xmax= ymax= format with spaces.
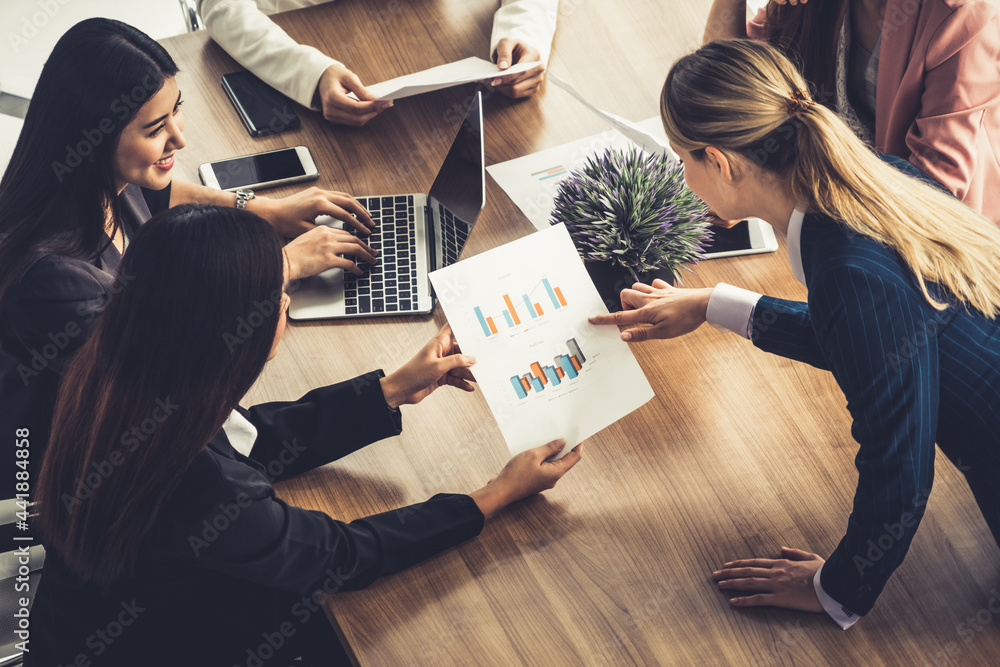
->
xmin=28 ymin=204 xmax=581 ymax=666
xmin=591 ymin=39 xmax=1000 ymax=628
xmin=702 ymin=0 xmax=1000 ymax=224
xmin=0 ymin=18 xmax=377 ymax=488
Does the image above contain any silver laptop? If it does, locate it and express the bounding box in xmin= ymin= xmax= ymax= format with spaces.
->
xmin=289 ymin=92 xmax=485 ymax=320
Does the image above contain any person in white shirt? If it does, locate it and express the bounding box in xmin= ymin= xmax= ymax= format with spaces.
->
xmin=197 ymin=0 xmax=558 ymax=126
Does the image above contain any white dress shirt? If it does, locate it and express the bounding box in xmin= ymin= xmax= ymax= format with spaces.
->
xmin=197 ymin=0 xmax=559 ymax=108
xmin=705 ymin=208 xmax=859 ymax=630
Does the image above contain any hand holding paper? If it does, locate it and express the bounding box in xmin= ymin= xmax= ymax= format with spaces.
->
xmin=492 ymin=38 xmax=546 ymax=98
xmin=429 ymin=224 xmax=654 ymax=459
xmin=361 ymin=57 xmax=542 ymax=101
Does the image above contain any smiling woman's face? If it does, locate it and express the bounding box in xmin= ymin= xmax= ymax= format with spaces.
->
xmin=112 ymin=76 xmax=186 ymax=193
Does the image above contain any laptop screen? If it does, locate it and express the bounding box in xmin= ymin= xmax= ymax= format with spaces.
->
xmin=428 ymin=91 xmax=485 ymax=225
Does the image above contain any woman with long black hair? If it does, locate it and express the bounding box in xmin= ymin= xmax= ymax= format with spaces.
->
xmin=0 ymin=18 xmax=375 ymax=476
xmin=28 ymin=204 xmax=581 ymax=666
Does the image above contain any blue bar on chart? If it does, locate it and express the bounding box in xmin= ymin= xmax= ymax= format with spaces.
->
xmin=502 ymin=310 xmax=515 ymax=327
xmin=557 ymin=354 xmax=578 ymax=379
xmin=474 ymin=307 xmax=491 ymax=337
xmin=509 ymin=338 xmax=587 ymax=399
xmin=542 ymin=278 xmax=561 ymax=310
xmin=522 ymin=294 xmax=537 ymax=319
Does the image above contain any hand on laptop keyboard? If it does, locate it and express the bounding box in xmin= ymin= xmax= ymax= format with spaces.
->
xmin=254 ymin=187 xmax=376 ymax=237
xmin=283 ymin=225 xmax=378 ymax=280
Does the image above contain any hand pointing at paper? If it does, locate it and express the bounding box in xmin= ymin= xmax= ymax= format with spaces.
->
xmin=588 ymin=279 xmax=715 ymax=342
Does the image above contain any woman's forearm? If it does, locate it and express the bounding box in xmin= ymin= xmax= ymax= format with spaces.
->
xmin=704 ymin=0 xmax=749 ymax=43
xmin=168 ymin=179 xmax=238 ymax=208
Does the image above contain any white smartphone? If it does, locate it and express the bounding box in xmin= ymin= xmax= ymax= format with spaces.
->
xmin=198 ymin=145 xmax=319 ymax=191
xmin=702 ymin=218 xmax=779 ymax=259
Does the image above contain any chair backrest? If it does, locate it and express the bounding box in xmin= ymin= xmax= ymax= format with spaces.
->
xmin=0 ymin=498 xmax=44 ymax=667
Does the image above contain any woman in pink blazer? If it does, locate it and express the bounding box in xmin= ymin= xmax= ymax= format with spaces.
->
xmin=705 ymin=0 xmax=1000 ymax=224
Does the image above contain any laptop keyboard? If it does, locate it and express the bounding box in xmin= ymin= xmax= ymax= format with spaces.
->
xmin=439 ymin=203 xmax=470 ymax=266
xmin=344 ymin=195 xmax=419 ymax=314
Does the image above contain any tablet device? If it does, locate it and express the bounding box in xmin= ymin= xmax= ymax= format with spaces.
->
xmin=702 ymin=218 xmax=778 ymax=259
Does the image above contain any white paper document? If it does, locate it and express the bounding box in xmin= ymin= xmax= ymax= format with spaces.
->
xmin=429 ymin=224 xmax=654 ymax=458
xmin=547 ymin=72 xmax=676 ymax=159
xmin=364 ymin=57 xmax=541 ymax=101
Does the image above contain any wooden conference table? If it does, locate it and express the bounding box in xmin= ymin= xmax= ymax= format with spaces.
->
xmin=161 ymin=1 xmax=1000 ymax=664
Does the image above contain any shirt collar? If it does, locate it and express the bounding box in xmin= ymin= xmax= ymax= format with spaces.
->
xmin=787 ymin=208 xmax=806 ymax=286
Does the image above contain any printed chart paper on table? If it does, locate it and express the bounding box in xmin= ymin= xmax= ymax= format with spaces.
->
xmin=429 ymin=224 xmax=654 ymax=458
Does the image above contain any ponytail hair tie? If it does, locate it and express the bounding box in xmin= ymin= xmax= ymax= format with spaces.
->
xmin=787 ymin=88 xmax=816 ymax=116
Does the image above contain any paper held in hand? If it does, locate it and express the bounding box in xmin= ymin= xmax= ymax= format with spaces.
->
xmin=362 ymin=56 xmax=542 ymax=101
xmin=429 ymin=224 xmax=655 ymax=459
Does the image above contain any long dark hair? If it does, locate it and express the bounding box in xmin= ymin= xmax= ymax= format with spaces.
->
xmin=35 ymin=205 xmax=285 ymax=584
xmin=0 ymin=18 xmax=178 ymax=304
xmin=763 ymin=0 xmax=845 ymax=106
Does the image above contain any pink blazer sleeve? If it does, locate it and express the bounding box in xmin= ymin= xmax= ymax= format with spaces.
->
xmin=906 ymin=2 xmax=1000 ymax=202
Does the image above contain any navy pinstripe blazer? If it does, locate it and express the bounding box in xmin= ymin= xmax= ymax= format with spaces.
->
xmin=750 ymin=207 xmax=1000 ymax=617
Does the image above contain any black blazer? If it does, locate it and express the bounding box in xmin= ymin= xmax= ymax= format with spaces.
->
xmin=26 ymin=371 xmax=484 ymax=666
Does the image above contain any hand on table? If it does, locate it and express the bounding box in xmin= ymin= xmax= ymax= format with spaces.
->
xmin=317 ymin=63 xmax=392 ymax=127
xmin=491 ymin=38 xmax=546 ymax=98
xmin=380 ymin=324 xmax=477 ymax=409
xmin=471 ymin=439 xmax=583 ymax=517
xmin=250 ymin=187 xmax=376 ymax=238
xmin=283 ymin=225 xmax=377 ymax=280
xmin=588 ymin=279 xmax=714 ymax=342
xmin=713 ymin=547 xmax=825 ymax=612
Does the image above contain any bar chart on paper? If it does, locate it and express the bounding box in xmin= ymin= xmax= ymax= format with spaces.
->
xmin=510 ymin=338 xmax=586 ymax=399
xmin=474 ymin=278 xmax=568 ymax=337
xmin=430 ymin=224 xmax=654 ymax=457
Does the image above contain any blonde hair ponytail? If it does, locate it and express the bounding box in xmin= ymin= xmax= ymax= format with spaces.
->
xmin=662 ymin=39 xmax=1000 ymax=318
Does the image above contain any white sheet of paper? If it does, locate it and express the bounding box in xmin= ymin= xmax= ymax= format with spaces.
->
xmin=547 ymin=72 xmax=677 ymax=159
xmin=429 ymin=224 xmax=654 ymax=459
xmin=364 ymin=57 xmax=541 ymax=101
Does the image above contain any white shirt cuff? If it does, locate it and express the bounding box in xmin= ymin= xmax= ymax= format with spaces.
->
xmin=813 ymin=565 xmax=861 ymax=629
xmin=705 ymin=283 xmax=761 ymax=339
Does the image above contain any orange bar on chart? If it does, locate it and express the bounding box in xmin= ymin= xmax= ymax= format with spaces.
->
xmin=556 ymin=367 xmax=565 ymax=378
xmin=554 ymin=287 xmax=567 ymax=307
xmin=520 ymin=377 xmax=531 ymax=392
xmin=570 ymin=356 xmax=582 ymax=371
xmin=534 ymin=302 xmax=543 ymax=316
xmin=486 ymin=317 xmax=498 ymax=334
xmin=502 ymin=294 xmax=521 ymax=325
xmin=530 ymin=361 xmax=547 ymax=384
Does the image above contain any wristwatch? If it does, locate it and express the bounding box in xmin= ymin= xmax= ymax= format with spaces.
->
xmin=234 ymin=189 xmax=255 ymax=210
